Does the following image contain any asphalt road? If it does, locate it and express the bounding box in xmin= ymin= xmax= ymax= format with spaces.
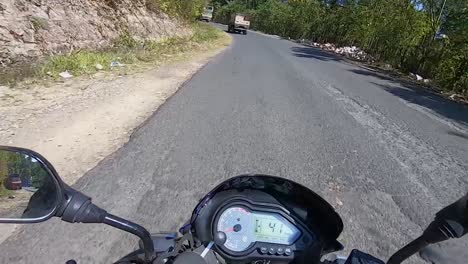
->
xmin=1 ymin=27 xmax=468 ymax=264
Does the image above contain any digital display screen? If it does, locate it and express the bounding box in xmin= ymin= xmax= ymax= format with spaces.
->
xmin=253 ymin=212 xmax=301 ymax=245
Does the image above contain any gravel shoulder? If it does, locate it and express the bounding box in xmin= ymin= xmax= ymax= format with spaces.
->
xmin=0 ymin=34 xmax=231 ymax=186
xmin=0 ymin=30 xmax=231 ymax=243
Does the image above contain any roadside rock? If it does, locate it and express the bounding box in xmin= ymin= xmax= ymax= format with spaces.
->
xmin=0 ymin=0 xmax=191 ymax=66
xmin=0 ymin=85 xmax=7 ymax=98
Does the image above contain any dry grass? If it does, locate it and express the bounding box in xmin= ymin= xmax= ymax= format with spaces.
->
xmin=0 ymin=23 xmax=229 ymax=86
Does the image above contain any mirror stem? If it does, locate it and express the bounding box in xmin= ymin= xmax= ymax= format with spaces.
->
xmin=103 ymin=214 xmax=155 ymax=262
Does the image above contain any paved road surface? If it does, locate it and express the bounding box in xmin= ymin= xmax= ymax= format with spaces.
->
xmin=1 ymin=27 xmax=467 ymax=263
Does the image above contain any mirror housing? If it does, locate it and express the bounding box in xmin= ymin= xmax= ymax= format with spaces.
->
xmin=0 ymin=146 xmax=108 ymax=224
xmin=0 ymin=146 xmax=155 ymax=261
xmin=0 ymin=146 xmax=65 ymax=223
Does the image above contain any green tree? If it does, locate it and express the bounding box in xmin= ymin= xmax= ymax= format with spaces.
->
xmin=213 ymin=0 xmax=467 ymax=95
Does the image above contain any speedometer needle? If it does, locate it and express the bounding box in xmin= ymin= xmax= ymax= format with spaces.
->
xmin=224 ymin=227 xmax=234 ymax=233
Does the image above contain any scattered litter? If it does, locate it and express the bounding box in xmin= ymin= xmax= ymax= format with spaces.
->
xmin=335 ymin=197 xmax=343 ymax=206
xmin=8 ymin=195 xmax=15 ymax=199
xmin=435 ymin=33 xmax=448 ymax=39
xmin=333 ymin=46 xmax=372 ymax=61
xmin=110 ymin=61 xmax=125 ymax=67
xmin=423 ymin=79 xmax=430 ymax=83
xmin=409 ymin=73 xmax=416 ymax=78
xmin=301 ymin=40 xmax=372 ymax=61
xmin=46 ymin=71 xmax=53 ymax=77
xmin=59 ymin=71 xmax=73 ymax=79
xmin=95 ymin=64 xmax=104 ymax=70
xmin=449 ymin=94 xmax=464 ymax=101
xmin=416 ymin=74 xmax=423 ymax=81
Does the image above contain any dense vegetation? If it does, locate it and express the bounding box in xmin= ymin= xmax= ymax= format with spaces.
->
xmin=145 ymin=0 xmax=208 ymax=20
xmin=212 ymin=0 xmax=467 ymax=95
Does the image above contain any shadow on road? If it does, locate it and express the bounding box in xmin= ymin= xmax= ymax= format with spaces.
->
xmin=291 ymin=46 xmax=343 ymax=61
xmin=290 ymin=45 xmax=468 ymax=130
xmin=447 ymin=130 xmax=468 ymax=141
xmin=349 ymin=69 xmax=400 ymax=83
xmin=369 ymin=81 xmax=468 ymax=128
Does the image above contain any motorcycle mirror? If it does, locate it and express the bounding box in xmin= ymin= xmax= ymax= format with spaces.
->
xmin=0 ymin=146 xmax=156 ymax=261
xmin=0 ymin=146 xmax=64 ymax=223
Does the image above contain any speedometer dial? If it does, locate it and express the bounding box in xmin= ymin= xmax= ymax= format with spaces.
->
xmin=216 ymin=206 xmax=304 ymax=254
xmin=216 ymin=207 xmax=255 ymax=252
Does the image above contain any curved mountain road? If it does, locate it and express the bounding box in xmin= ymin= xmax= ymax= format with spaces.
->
xmin=1 ymin=26 xmax=467 ymax=264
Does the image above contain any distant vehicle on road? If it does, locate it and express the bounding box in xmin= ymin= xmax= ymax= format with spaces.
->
xmin=227 ymin=13 xmax=250 ymax=35
xmin=200 ymin=6 xmax=214 ymax=22
xmin=4 ymin=173 xmax=22 ymax=190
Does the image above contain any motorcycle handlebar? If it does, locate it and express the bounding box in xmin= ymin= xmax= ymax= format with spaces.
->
xmin=387 ymin=236 xmax=428 ymax=264
xmin=388 ymin=193 xmax=468 ymax=264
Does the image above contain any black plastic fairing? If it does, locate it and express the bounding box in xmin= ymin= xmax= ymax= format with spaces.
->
xmin=191 ymin=175 xmax=343 ymax=246
xmin=193 ymin=190 xmax=306 ymax=263
xmin=190 ymin=175 xmax=344 ymax=263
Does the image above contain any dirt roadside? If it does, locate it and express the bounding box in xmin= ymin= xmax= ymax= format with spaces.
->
xmin=0 ymin=31 xmax=231 ymax=243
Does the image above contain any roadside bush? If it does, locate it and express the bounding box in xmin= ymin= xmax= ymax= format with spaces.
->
xmin=213 ymin=1 xmax=249 ymax=24
xmin=30 ymin=16 xmax=49 ymax=31
xmin=113 ymin=31 xmax=141 ymax=49
xmin=436 ymin=51 xmax=468 ymax=94
xmin=146 ymin=0 xmax=207 ymax=21
xmin=35 ymin=22 xmax=225 ymax=79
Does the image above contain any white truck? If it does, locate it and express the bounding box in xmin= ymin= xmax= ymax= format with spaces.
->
xmin=201 ymin=6 xmax=214 ymax=22
xmin=227 ymin=13 xmax=250 ymax=35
